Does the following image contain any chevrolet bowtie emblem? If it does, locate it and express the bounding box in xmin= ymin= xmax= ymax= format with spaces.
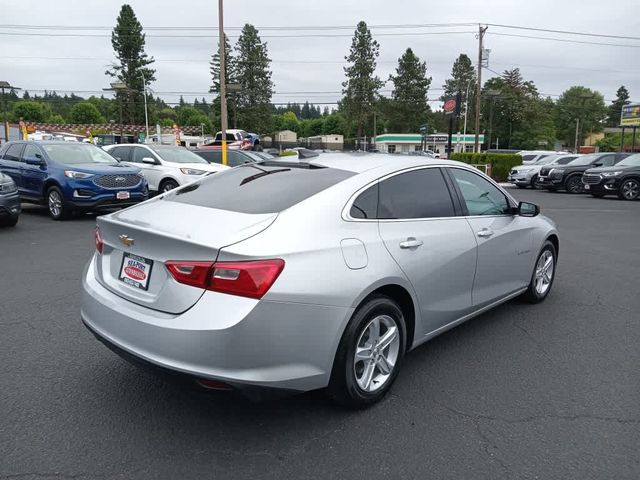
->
xmin=119 ymin=234 xmax=135 ymax=247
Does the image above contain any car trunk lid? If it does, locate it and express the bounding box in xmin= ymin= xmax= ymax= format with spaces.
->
xmin=95 ymin=199 xmax=277 ymax=314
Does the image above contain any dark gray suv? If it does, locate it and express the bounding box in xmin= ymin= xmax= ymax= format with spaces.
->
xmin=0 ymin=171 xmax=20 ymax=227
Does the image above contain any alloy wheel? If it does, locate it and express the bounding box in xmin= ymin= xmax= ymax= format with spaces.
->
xmin=621 ymin=180 xmax=639 ymax=200
xmin=48 ymin=191 xmax=62 ymax=217
xmin=353 ymin=315 xmax=400 ymax=393
xmin=566 ymin=177 xmax=583 ymax=194
xmin=534 ymin=250 xmax=554 ymax=296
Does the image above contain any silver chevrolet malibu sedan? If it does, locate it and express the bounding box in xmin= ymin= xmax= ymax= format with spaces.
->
xmin=82 ymin=154 xmax=559 ymax=407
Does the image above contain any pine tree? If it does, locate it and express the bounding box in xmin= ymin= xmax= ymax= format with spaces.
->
xmin=342 ymin=21 xmax=384 ymax=138
xmin=388 ymin=48 xmax=431 ymax=133
xmin=234 ymin=24 xmax=274 ymax=133
xmin=606 ymin=86 xmax=630 ymax=127
xmin=442 ymin=53 xmax=476 ymax=120
xmin=107 ymin=4 xmax=155 ymax=125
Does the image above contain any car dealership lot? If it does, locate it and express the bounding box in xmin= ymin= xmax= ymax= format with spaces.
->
xmin=1 ymin=191 xmax=638 ymax=479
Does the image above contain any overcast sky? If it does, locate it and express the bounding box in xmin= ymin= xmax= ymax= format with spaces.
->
xmin=1 ymin=0 xmax=638 ymax=110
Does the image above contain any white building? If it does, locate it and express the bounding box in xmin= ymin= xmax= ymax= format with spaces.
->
xmin=274 ymin=130 xmax=298 ymax=143
xmin=307 ymin=134 xmax=344 ymax=150
xmin=375 ymin=133 xmax=485 ymax=156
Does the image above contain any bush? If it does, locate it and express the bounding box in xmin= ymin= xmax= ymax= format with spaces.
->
xmin=450 ymin=153 xmax=521 ymax=182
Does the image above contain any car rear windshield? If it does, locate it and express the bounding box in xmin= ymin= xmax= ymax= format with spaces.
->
xmin=42 ymin=143 xmax=118 ymax=165
xmin=168 ymin=163 xmax=354 ymax=214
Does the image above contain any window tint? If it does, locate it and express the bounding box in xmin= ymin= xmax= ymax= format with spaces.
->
xmin=132 ymin=147 xmax=153 ymax=163
xmin=557 ymin=156 xmax=577 ymax=165
xmin=598 ymin=155 xmax=616 ymax=166
xmin=377 ymin=168 xmax=455 ymax=219
xmin=22 ymin=144 xmax=42 ymax=162
xmin=3 ymin=144 xmax=24 ymax=161
xmin=521 ymin=154 xmax=536 ymax=161
xmin=350 ymin=184 xmax=378 ymax=219
xmin=193 ymin=150 xmax=215 ymax=163
xmin=169 ymin=164 xmax=354 ymax=214
xmin=109 ymin=146 xmax=130 ymax=162
xmin=450 ymin=168 xmax=509 ymax=216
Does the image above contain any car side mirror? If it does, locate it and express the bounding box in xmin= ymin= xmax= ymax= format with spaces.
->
xmin=518 ymin=201 xmax=540 ymax=217
xmin=142 ymin=157 xmax=157 ymax=165
xmin=25 ymin=157 xmax=45 ymax=166
xmin=593 ymin=162 xmax=602 ymax=167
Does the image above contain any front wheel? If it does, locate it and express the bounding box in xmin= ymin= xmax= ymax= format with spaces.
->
xmin=530 ymin=174 xmax=539 ymax=189
xmin=47 ymin=186 xmax=71 ymax=220
xmin=159 ymin=179 xmax=179 ymax=193
xmin=565 ymin=175 xmax=584 ymax=194
xmin=0 ymin=215 xmax=18 ymax=227
xmin=618 ymin=179 xmax=640 ymax=200
xmin=520 ymin=241 xmax=557 ymax=303
xmin=328 ymin=295 xmax=406 ymax=408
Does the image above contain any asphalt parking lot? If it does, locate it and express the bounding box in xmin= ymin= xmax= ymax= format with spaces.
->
xmin=1 ymin=190 xmax=638 ymax=480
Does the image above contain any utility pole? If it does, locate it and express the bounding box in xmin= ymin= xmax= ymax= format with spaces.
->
xmin=140 ymin=72 xmax=149 ymax=142
xmin=574 ymin=118 xmax=580 ymax=153
xmin=218 ymin=0 xmax=228 ymax=165
xmin=373 ymin=111 xmax=377 ymax=151
xmin=474 ymin=24 xmax=488 ymax=153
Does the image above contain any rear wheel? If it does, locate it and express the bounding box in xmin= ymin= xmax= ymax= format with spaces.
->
xmin=520 ymin=241 xmax=557 ymax=303
xmin=159 ymin=179 xmax=179 ymax=193
xmin=47 ymin=186 xmax=71 ymax=220
xmin=565 ymin=175 xmax=584 ymax=194
xmin=618 ymin=179 xmax=640 ymax=200
xmin=328 ymin=295 xmax=406 ymax=408
xmin=530 ymin=174 xmax=539 ymax=189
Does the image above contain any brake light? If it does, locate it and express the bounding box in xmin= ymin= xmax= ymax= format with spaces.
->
xmin=165 ymin=259 xmax=285 ymax=299
xmin=241 ymin=138 xmax=251 ymax=148
xmin=95 ymin=227 xmax=103 ymax=254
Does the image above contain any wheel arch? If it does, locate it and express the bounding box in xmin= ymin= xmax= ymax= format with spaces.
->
xmin=158 ymin=176 xmax=180 ymax=190
xmin=43 ymin=179 xmax=63 ymax=199
xmin=546 ymin=233 xmax=560 ymax=260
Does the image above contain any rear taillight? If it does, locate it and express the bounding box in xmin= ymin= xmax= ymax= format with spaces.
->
xmin=95 ymin=227 xmax=103 ymax=254
xmin=241 ymin=138 xmax=251 ymax=148
xmin=165 ymin=259 xmax=285 ymax=299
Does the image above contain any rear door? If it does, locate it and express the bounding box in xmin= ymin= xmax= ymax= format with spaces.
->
xmin=20 ymin=143 xmax=47 ymax=199
xmin=447 ymin=167 xmax=534 ymax=307
xmin=0 ymin=143 xmax=26 ymax=191
xmin=376 ymin=167 xmax=477 ymax=333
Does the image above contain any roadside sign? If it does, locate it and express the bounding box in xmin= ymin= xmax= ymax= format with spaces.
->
xmin=419 ymin=124 xmax=428 ymax=133
xmin=621 ymin=104 xmax=640 ymax=127
xmin=138 ymin=133 xmax=146 ymax=143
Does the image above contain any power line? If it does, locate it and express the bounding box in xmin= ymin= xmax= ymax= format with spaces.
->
xmin=485 ymin=23 xmax=640 ymax=41
xmin=487 ymin=31 xmax=640 ymax=48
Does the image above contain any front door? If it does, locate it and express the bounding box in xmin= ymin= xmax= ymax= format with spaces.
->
xmin=447 ymin=167 xmax=534 ymax=308
xmin=375 ymin=167 xmax=478 ymax=334
xmin=130 ymin=146 xmax=162 ymax=191
xmin=20 ymin=143 xmax=48 ymax=199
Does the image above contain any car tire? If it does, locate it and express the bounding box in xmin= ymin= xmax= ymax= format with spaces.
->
xmin=47 ymin=186 xmax=71 ymax=221
xmin=530 ymin=175 xmax=539 ymax=189
xmin=564 ymin=175 xmax=584 ymax=194
xmin=516 ymin=184 xmax=526 ymax=189
xmin=617 ymin=178 xmax=640 ymax=200
xmin=328 ymin=294 xmax=406 ymax=408
xmin=253 ymin=144 xmax=263 ymax=152
xmin=159 ymin=179 xmax=179 ymax=193
xmin=520 ymin=241 xmax=557 ymax=304
xmin=0 ymin=215 xmax=19 ymax=227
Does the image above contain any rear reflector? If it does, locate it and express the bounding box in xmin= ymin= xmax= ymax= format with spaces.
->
xmin=165 ymin=259 xmax=285 ymax=299
xmin=95 ymin=227 xmax=103 ymax=254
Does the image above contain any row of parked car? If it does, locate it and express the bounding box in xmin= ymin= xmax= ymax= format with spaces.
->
xmin=0 ymin=140 xmax=276 ymax=225
xmin=508 ymin=151 xmax=640 ymax=200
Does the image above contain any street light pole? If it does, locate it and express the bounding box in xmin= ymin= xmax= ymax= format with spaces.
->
xmin=0 ymin=81 xmax=21 ymax=142
xmin=140 ymin=72 xmax=149 ymax=141
xmin=462 ymin=78 xmax=473 ymax=152
xmin=474 ymin=25 xmax=488 ymax=153
xmin=218 ymin=0 xmax=228 ymax=166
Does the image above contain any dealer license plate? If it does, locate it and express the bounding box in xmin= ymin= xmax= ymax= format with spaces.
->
xmin=119 ymin=253 xmax=153 ymax=290
xmin=117 ymin=191 xmax=130 ymax=200
xmin=584 ymin=184 xmax=590 ymax=190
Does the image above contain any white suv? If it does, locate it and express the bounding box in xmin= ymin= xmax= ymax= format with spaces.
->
xmin=105 ymin=144 xmax=227 ymax=193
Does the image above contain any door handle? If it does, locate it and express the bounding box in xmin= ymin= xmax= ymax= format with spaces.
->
xmin=476 ymin=228 xmax=494 ymax=238
xmin=399 ymin=238 xmax=424 ymax=249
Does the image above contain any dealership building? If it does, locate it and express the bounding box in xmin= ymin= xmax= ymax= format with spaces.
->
xmin=374 ymin=133 xmax=485 ymax=156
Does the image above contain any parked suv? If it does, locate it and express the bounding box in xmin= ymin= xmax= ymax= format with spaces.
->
xmin=104 ymin=144 xmax=227 ymax=193
xmin=0 ymin=172 xmax=20 ymax=227
xmin=582 ymin=153 xmax=640 ymax=200
xmin=537 ymin=152 xmax=629 ymax=193
xmin=508 ymin=154 xmax=579 ymax=189
xmin=0 ymin=141 xmax=148 ymax=220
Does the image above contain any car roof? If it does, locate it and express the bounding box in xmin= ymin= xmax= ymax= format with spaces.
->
xmin=306 ymin=152 xmax=470 ymax=175
xmin=6 ymin=140 xmax=84 ymax=145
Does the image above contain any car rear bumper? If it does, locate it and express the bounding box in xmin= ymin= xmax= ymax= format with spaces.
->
xmin=81 ymin=258 xmax=352 ymax=392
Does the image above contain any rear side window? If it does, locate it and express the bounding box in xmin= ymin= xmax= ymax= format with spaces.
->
xmin=3 ymin=144 xmax=24 ymax=161
xmin=169 ymin=164 xmax=354 ymax=214
xmin=350 ymin=184 xmax=378 ymax=219
xmin=377 ymin=168 xmax=455 ymax=219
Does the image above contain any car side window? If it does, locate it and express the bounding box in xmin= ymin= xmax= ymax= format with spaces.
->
xmin=557 ymin=156 xmax=576 ymax=165
xmin=450 ymin=168 xmax=510 ymax=216
xmin=350 ymin=184 xmax=378 ymax=219
xmin=109 ymin=146 xmax=130 ymax=162
xmin=598 ymin=155 xmax=615 ymax=167
xmin=227 ymin=151 xmax=245 ymax=167
xmin=132 ymin=147 xmax=153 ymax=164
xmin=22 ymin=144 xmax=42 ymax=162
xmin=3 ymin=144 xmax=25 ymax=162
xmin=377 ymin=168 xmax=455 ymax=219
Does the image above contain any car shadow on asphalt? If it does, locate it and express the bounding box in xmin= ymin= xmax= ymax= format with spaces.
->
xmin=20 ymin=204 xmax=105 ymax=221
